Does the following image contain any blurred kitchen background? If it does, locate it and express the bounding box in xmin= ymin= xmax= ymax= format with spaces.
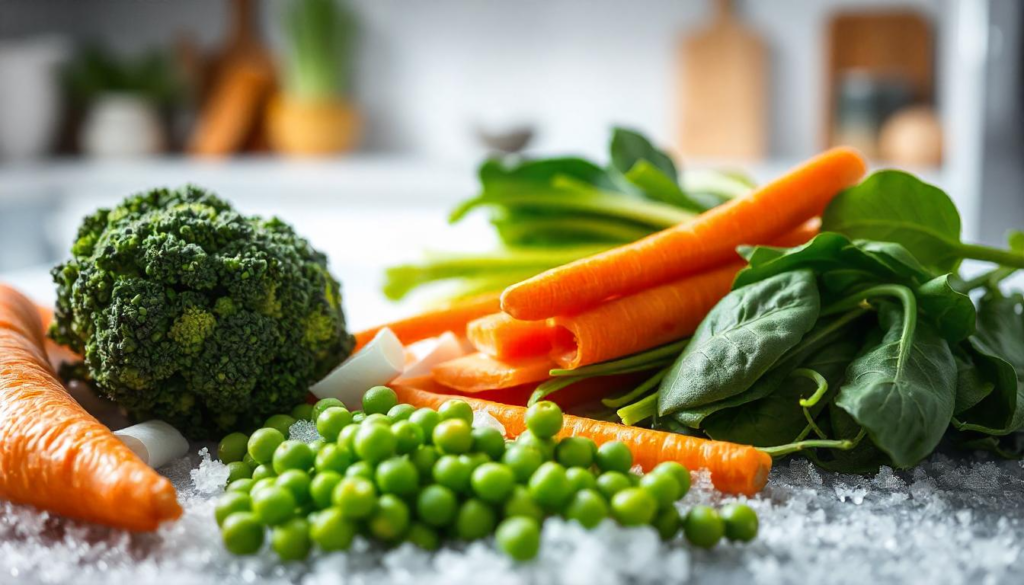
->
xmin=0 ymin=0 xmax=1021 ymax=324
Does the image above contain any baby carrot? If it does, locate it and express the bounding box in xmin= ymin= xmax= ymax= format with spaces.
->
xmin=0 ymin=285 xmax=182 ymax=531
xmin=501 ymin=148 xmax=866 ymax=320
xmin=431 ymin=352 xmax=556 ymax=393
xmin=467 ymin=312 xmax=556 ymax=359
xmin=354 ymin=291 xmax=500 ymax=351
xmin=392 ymin=383 xmax=771 ymax=495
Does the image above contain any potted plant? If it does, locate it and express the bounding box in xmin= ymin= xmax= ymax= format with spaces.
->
xmin=267 ymin=0 xmax=359 ymax=156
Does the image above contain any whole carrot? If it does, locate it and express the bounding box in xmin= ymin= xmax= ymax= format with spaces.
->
xmin=0 ymin=285 xmax=182 ymax=531
xmin=354 ymin=291 xmax=500 ymax=351
xmin=393 ymin=383 xmax=772 ymax=496
xmin=502 ymin=148 xmax=866 ymax=320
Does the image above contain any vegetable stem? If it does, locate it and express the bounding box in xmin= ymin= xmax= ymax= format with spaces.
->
xmin=760 ymin=429 xmax=867 ymax=458
xmin=549 ymin=339 xmax=688 ymax=378
xmin=529 ymin=361 xmax=672 ymax=406
xmin=601 ymin=367 xmax=670 ymax=409
xmin=616 ymin=393 xmax=659 ymax=426
xmin=821 ymin=284 xmax=917 ymax=370
xmin=791 ymin=368 xmax=829 ymax=440
xmin=957 ymin=265 xmax=1017 ymax=292
xmin=958 ymin=242 xmax=1024 ymax=269
xmin=453 ymin=192 xmax=693 ymax=229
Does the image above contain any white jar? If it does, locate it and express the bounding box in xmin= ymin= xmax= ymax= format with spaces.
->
xmin=80 ymin=92 xmax=165 ymax=158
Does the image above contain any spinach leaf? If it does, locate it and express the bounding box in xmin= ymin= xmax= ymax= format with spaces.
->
xmin=658 ymin=270 xmax=821 ymax=415
xmin=914 ymin=275 xmax=976 ymax=343
xmin=624 ymin=160 xmax=710 ymax=212
xmin=951 ymin=341 xmax=996 ymax=415
xmin=807 ymin=403 xmax=894 ymax=473
xmin=835 ymin=302 xmax=957 ymax=468
xmin=478 ymin=156 xmax=615 ymax=193
xmin=609 ymin=127 xmax=678 ymax=182
xmin=822 ymin=170 xmax=963 ymax=273
xmin=701 ymin=336 xmax=862 ymax=447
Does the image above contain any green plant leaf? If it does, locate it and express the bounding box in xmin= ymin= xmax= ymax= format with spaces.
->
xmin=835 ymin=303 xmax=957 ymax=467
xmin=624 ymin=160 xmax=708 ymax=212
xmin=914 ymin=275 xmax=976 ymax=343
xmin=658 ymin=270 xmax=821 ymax=415
xmin=822 ymin=170 xmax=963 ymax=273
xmin=951 ymin=342 xmax=996 ymax=415
xmin=806 ymin=403 xmax=894 ymax=473
xmin=478 ymin=157 xmax=615 ymax=193
xmin=609 ymin=127 xmax=678 ymax=182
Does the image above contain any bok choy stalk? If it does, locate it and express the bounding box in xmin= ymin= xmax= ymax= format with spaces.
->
xmin=281 ymin=0 xmax=356 ymax=99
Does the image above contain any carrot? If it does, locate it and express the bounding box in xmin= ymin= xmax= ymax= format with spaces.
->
xmin=0 ymin=285 xmax=182 ymax=531
xmin=392 ymin=384 xmax=771 ymax=495
xmin=501 ymin=148 xmax=866 ymax=320
xmin=36 ymin=304 xmax=83 ymax=373
xmin=354 ymin=292 xmax=500 ymax=351
xmin=400 ymin=371 xmax=647 ymax=409
xmin=432 ymin=352 xmax=556 ymax=393
xmin=551 ymin=262 xmax=742 ymax=369
xmin=467 ymin=312 xmax=555 ymax=359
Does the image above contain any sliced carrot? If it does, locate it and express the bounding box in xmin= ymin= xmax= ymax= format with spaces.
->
xmin=354 ymin=292 xmax=500 ymax=351
xmin=0 ymin=285 xmax=182 ymax=531
xmin=432 ymin=352 xmax=556 ymax=393
xmin=550 ymin=262 xmax=742 ymax=369
xmin=501 ymin=148 xmax=866 ymax=320
xmin=392 ymin=384 xmax=771 ymax=495
xmin=467 ymin=312 xmax=556 ymax=359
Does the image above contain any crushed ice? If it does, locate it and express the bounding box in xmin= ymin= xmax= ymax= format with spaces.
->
xmin=2 ymin=450 xmax=1023 ymax=584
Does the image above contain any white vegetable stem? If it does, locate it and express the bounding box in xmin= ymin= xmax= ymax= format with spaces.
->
xmin=310 ymin=327 xmax=405 ymax=409
xmin=114 ymin=420 xmax=189 ymax=469
xmin=400 ymin=331 xmax=467 ymax=379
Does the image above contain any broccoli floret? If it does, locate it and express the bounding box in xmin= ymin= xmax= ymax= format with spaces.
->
xmin=51 ymin=185 xmax=354 ymax=439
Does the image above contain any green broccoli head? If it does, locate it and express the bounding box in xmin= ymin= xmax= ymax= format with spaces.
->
xmin=51 ymin=185 xmax=354 ymax=439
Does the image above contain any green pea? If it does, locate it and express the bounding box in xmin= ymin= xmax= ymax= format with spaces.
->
xmin=433 ymin=455 xmax=472 ymax=493
xmin=264 ymin=414 xmax=298 ymax=437
xmin=275 ymin=469 xmax=312 ymax=505
xmin=375 ymin=457 xmax=420 ymax=497
xmin=215 ymin=491 xmax=252 ymax=526
xmin=332 ymin=476 xmax=377 ymax=519
xmin=313 ymin=398 xmax=345 ymax=422
xmin=362 ymin=385 xmax=398 ymax=415
xmin=316 ymin=407 xmax=353 ymax=441
xmin=502 ymin=445 xmax=544 ymax=483
xmin=351 ymin=411 xmax=366 ymax=424
xmin=410 ymin=408 xmax=440 ymax=443
xmin=595 ymin=441 xmax=633 ymax=474
xmin=251 ymin=464 xmax=277 ymax=482
xmin=247 ymin=428 xmax=285 ymax=465
xmin=387 ymin=403 xmax=416 ymax=422
xmin=242 ymin=452 xmax=258 ymax=470
xmin=611 ymin=487 xmax=656 ymax=527
xmin=653 ymin=505 xmax=682 ymax=541
xmin=515 ymin=431 xmax=556 ymax=461
xmin=455 ymin=498 xmax=496 ymax=541
xmin=309 ymin=438 xmax=327 ymax=453
xmin=525 ymin=401 xmax=563 ymax=439
xmin=227 ymin=478 xmax=256 ymax=494
xmin=315 ymin=443 xmax=353 ymax=474
xmin=459 ymin=452 xmax=490 ymax=472
xmin=218 ymin=432 xmax=249 ymax=463
xmin=338 ymin=424 xmax=360 ymax=451
xmin=564 ymin=488 xmax=608 ymax=529
xmin=226 ymin=461 xmax=253 ymax=483
xmin=720 ymin=503 xmax=758 ymax=542
xmin=271 ymin=517 xmax=311 ymax=561
xmin=250 ymin=477 xmax=276 ymax=498
xmin=528 ymin=462 xmax=572 ymax=511
xmin=416 ymin=484 xmax=458 ymax=528
xmin=310 ymin=471 xmax=343 ymax=510
xmin=432 ymin=418 xmax=473 ymax=455
xmin=310 ymin=507 xmax=356 ymax=551
xmin=496 ymin=516 xmax=541 ymax=562
xmin=472 ymin=427 xmax=506 ymax=461
xmin=273 ymin=440 xmax=315 ymax=474
xmin=683 ymin=505 xmax=725 ymax=548
xmin=555 ymin=437 xmax=595 ymax=468
xmin=252 ymin=485 xmax=297 ymax=526
xmin=345 ymin=461 xmax=375 ymax=480
xmin=407 ymin=522 xmax=440 ymax=551
xmin=368 ymin=494 xmax=410 ymax=542
xmin=565 ymin=467 xmax=597 ymax=493
xmin=354 ymin=423 xmax=396 ymax=464
xmin=471 ymin=462 xmax=516 ymax=504
xmin=503 ymin=485 xmax=544 ymax=522
xmin=363 ymin=413 xmax=392 ymax=427
xmin=221 ymin=511 xmax=264 ymax=555
xmin=291 ymin=403 xmax=315 ymax=422
xmin=639 ymin=471 xmax=682 ymax=509
xmin=392 ymin=420 xmax=425 ymax=454
xmin=438 ymin=399 xmax=474 ymax=424
xmin=410 ymin=445 xmax=439 ymax=479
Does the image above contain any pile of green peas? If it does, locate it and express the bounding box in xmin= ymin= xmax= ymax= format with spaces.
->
xmin=214 ymin=386 xmax=759 ymax=562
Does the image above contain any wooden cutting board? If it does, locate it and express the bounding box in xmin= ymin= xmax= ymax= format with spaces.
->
xmin=678 ymin=0 xmax=767 ymax=160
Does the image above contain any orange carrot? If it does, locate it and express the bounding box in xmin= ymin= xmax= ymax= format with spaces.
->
xmin=502 ymin=148 xmax=866 ymax=320
xmin=551 ymin=262 xmax=742 ymax=369
xmin=468 ymin=313 xmax=555 ymax=359
xmin=392 ymin=384 xmax=772 ymax=495
xmin=354 ymin=292 xmax=500 ymax=351
xmin=400 ymin=371 xmax=647 ymax=409
xmin=36 ymin=304 xmax=83 ymax=373
xmin=432 ymin=352 xmax=556 ymax=393
xmin=0 ymin=285 xmax=182 ymax=531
